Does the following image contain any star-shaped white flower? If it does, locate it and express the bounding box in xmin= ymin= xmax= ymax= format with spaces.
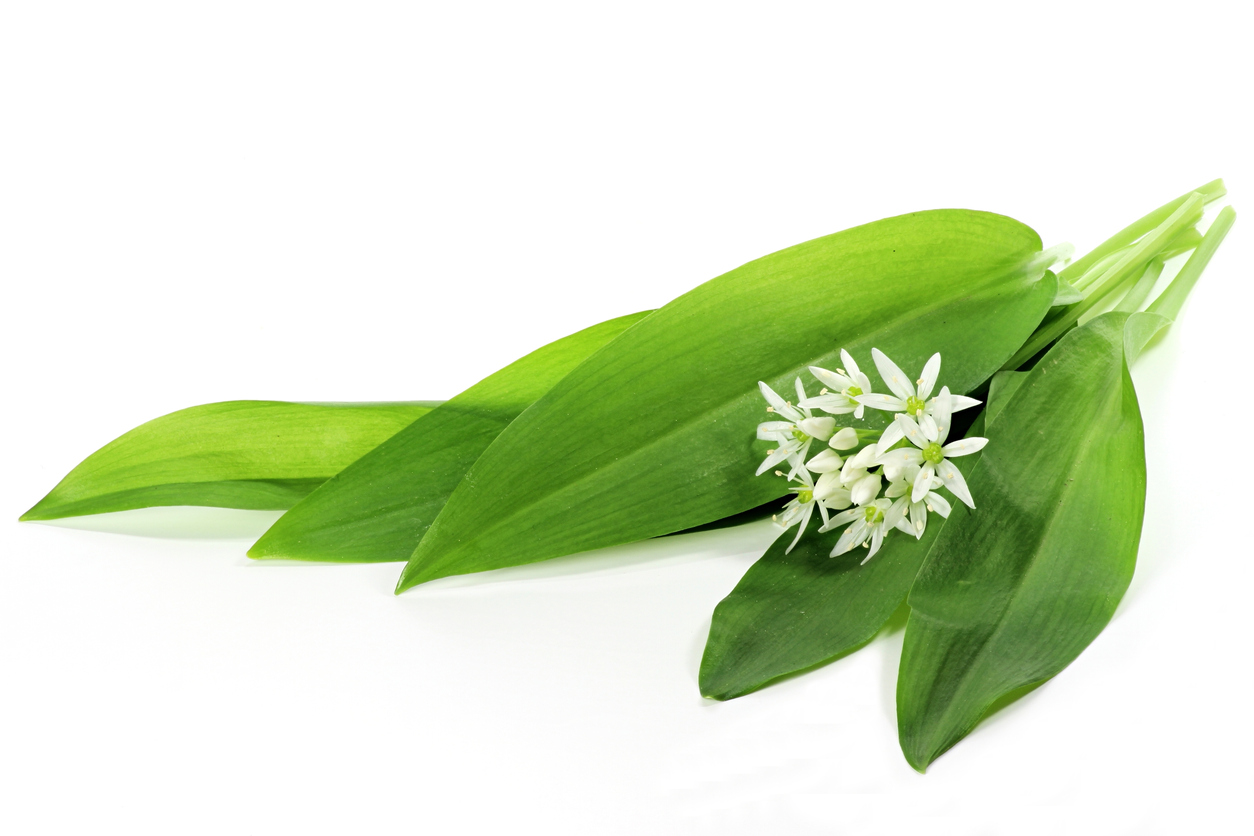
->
xmin=756 ymin=378 xmax=836 ymax=477
xmin=875 ymin=388 xmax=987 ymax=508
xmin=854 ymin=349 xmax=981 ymax=451
xmin=820 ymin=498 xmax=907 ymax=563
xmin=772 ymin=466 xmax=852 ymax=553
xmin=884 ymin=463 xmax=953 ymax=539
xmin=800 ymin=349 xmax=876 ymax=420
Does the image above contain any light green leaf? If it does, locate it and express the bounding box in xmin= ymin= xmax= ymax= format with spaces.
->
xmin=248 ymin=312 xmax=653 ymax=562
xmin=20 ymin=401 xmax=441 ymax=521
xmin=399 ymin=210 xmax=1058 ymax=591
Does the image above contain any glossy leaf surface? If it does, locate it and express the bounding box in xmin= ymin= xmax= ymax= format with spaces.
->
xmin=21 ymin=401 xmax=440 ymax=520
xmin=249 ymin=312 xmax=653 ymax=562
xmin=400 ymin=210 xmax=1057 ymax=590
xmin=896 ymin=311 xmax=1165 ymax=771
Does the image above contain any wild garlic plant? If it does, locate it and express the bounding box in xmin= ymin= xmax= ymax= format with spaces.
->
xmin=756 ymin=350 xmax=985 ymax=561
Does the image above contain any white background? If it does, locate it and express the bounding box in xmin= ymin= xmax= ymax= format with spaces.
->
xmin=1 ymin=2 xmax=1250 ymax=834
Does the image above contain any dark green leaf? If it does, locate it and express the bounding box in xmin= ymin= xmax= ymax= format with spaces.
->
xmin=895 ymin=311 xmax=1164 ymax=771
xmin=895 ymin=204 xmax=1235 ymax=772
xmin=399 ymin=210 xmax=1057 ymax=591
xmin=699 ymin=418 xmax=987 ymax=701
xmin=20 ymin=401 xmax=441 ymax=521
xmin=248 ymin=312 xmax=653 ymax=562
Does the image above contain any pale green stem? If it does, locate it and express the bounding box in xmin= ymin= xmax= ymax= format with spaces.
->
xmin=1147 ymin=206 xmax=1237 ymax=321
xmin=1060 ymin=178 xmax=1226 ymax=282
xmin=1158 ymin=227 xmax=1203 ymax=260
xmin=1004 ymin=192 xmax=1206 ymax=369
xmin=1114 ymin=259 xmax=1164 ymax=313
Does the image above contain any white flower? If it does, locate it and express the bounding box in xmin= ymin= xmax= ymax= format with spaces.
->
xmin=884 ymin=463 xmax=953 ymax=539
xmin=853 ymin=349 xmax=981 ymax=451
xmin=838 ymin=444 xmax=883 ymax=506
xmin=875 ymin=387 xmax=987 ymax=508
xmin=756 ymin=378 xmax=836 ymax=477
xmin=829 ymin=427 xmax=860 ymax=450
xmin=800 ymin=349 xmax=876 ymax=420
xmin=772 ymin=467 xmax=852 ymax=553
xmin=820 ymin=498 xmax=906 ymax=563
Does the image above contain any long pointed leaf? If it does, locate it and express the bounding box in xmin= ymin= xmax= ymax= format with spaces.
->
xmin=248 ymin=312 xmax=653 ymax=562
xmin=20 ymin=401 xmax=440 ymax=521
xmin=399 ymin=210 xmax=1058 ymax=591
xmin=895 ymin=311 xmax=1165 ymax=771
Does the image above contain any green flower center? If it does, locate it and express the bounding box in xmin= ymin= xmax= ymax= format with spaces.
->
xmin=845 ymin=385 xmax=863 ymax=397
xmin=863 ymin=506 xmax=884 ymax=524
xmin=796 ymin=490 xmax=813 ymax=504
xmin=923 ymin=442 xmax=944 ymax=465
xmin=792 ymin=428 xmax=810 ymax=443
xmin=905 ymin=395 xmax=926 ymax=415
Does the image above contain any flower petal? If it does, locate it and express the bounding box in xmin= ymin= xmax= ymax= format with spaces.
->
xmin=820 ymin=506 xmax=863 ymax=532
xmin=936 ymin=459 xmax=975 ymax=508
xmin=785 ymin=504 xmax=814 ymax=554
xmin=850 ymin=444 xmax=881 ymax=469
xmin=811 ymin=449 xmax=845 ymax=474
xmin=912 ymin=462 xmax=935 ymax=503
xmin=910 ymin=500 xmax=928 ymax=537
xmin=830 ymin=525 xmax=862 ymax=557
xmin=856 ymin=393 xmax=906 ymax=413
xmin=942 ymin=436 xmax=989 ymax=458
xmin=799 ymin=416 xmax=835 ymax=441
xmin=862 ymin=528 xmax=886 ymax=563
xmin=875 ymin=420 xmax=906 ymax=455
xmin=877 ymin=447 xmax=924 ymax=469
xmin=793 ymin=377 xmax=809 ymax=403
xmin=756 ymin=421 xmax=794 ymax=440
xmin=851 ymin=472 xmax=883 ymax=506
xmin=755 ymin=445 xmax=794 ymax=476
xmin=918 ymin=411 xmax=938 ymax=442
xmin=884 ymin=497 xmax=908 ymax=530
xmin=932 ymin=386 xmax=953 ymax=445
xmin=809 ymin=365 xmax=853 ymax=392
xmin=950 ymin=394 xmax=982 ymax=412
xmin=830 ymin=427 xmax=859 ymax=450
xmin=917 ymin=353 xmax=941 ymax=400
xmin=758 ymin=381 xmax=802 ymax=422
xmin=925 ymin=491 xmax=951 ymax=518
xmin=798 ymin=394 xmax=855 ymax=414
xmin=896 ymin=413 xmax=927 ymax=449
xmin=872 ymin=348 xmax=915 ymax=400
xmin=839 ymin=349 xmax=861 ymax=380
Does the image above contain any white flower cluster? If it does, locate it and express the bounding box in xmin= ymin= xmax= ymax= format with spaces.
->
xmin=756 ymin=349 xmax=987 ymax=562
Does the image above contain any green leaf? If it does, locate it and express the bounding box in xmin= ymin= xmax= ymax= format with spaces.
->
xmin=399 ymin=210 xmax=1058 ymax=591
xmin=895 ymin=311 xmax=1166 ymax=772
xmin=20 ymin=401 xmax=441 ymax=521
xmin=894 ymin=204 xmax=1236 ymax=772
xmin=248 ymin=312 xmax=653 ymax=562
xmin=699 ymin=415 xmax=990 ymax=701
